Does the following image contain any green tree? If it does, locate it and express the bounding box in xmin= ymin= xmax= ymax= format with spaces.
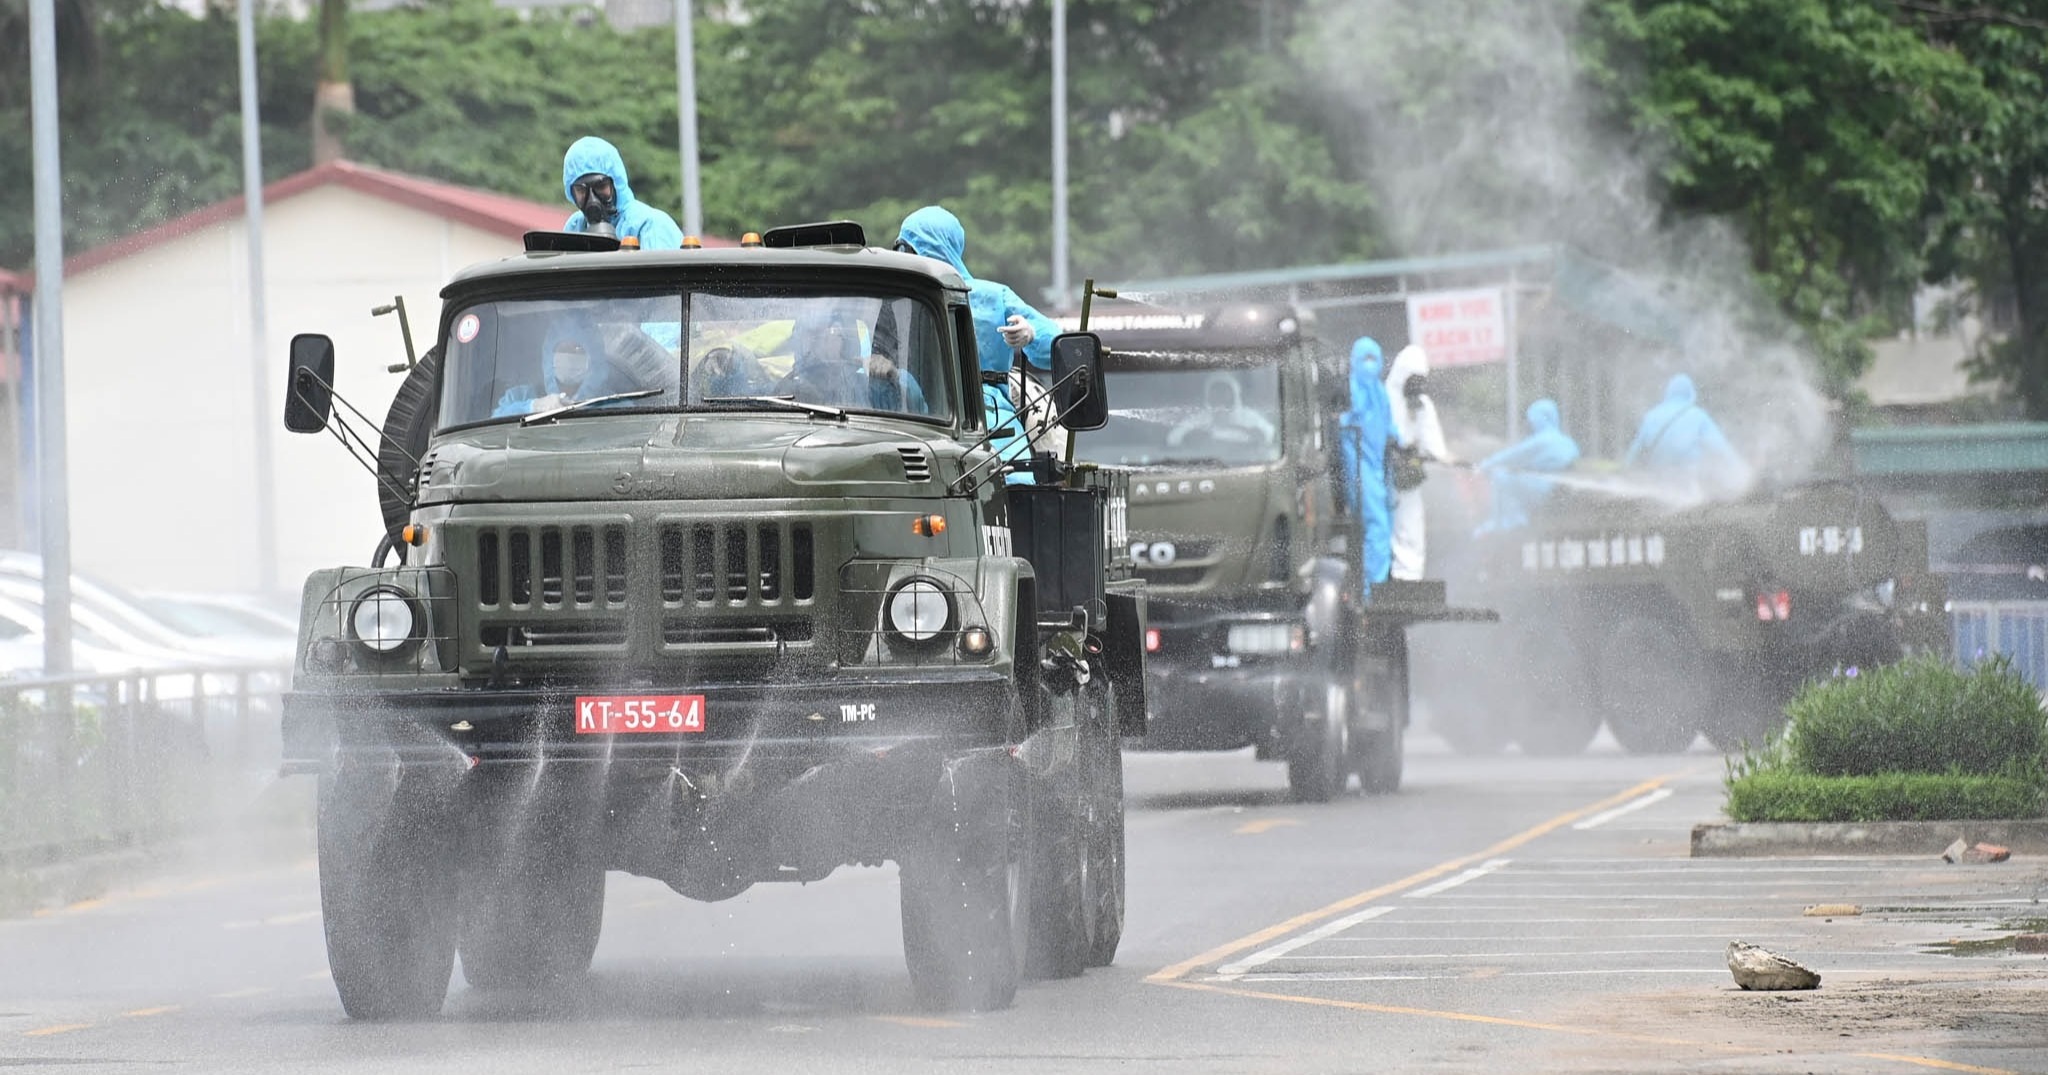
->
xmin=1908 ymin=2 xmax=2048 ymax=418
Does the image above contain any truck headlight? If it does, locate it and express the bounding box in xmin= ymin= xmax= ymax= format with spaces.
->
xmin=350 ymin=587 xmax=418 ymax=654
xmin=1227 ymin=623 xmax=1303 ymax=654
xmin=887 ymin=578 xmax=952 ymax=643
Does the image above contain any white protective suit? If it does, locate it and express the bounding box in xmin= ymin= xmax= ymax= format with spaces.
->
xmin=1385 ymin=344 xmax=1450 ymax=580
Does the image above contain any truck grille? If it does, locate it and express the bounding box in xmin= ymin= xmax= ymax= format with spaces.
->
xmin=472 ymin=521 xmax=816 ymax=611
xmin=477 ymin=524 xmax=631 ymax=608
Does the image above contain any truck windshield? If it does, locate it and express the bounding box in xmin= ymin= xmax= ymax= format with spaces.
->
xmin=437 ymin=288 xmax=952 ymax=429
xmin=1077 ymin=361 xmax=1283 ymax=466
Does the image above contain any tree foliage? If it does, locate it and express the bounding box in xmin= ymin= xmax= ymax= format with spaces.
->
xmin=4 ymin=0 xmax=2048 ymax=412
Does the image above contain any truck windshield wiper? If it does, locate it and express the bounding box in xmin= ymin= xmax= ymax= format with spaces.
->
xmin=520 ymin=387 xmax=667 ymax=426
xmin=698 ymin=395 xmax=847 ymax=420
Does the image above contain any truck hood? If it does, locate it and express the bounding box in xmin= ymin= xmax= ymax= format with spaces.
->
xmin=1125 ymin=463 xmax=1293 ymax=596
xmin=415 ymin=414 xmax=956 ymax=503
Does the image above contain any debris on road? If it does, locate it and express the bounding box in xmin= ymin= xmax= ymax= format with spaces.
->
xmin=1941 ymin=839 xmax=2012 ymax=864
xmin=1727 ymin=941 xmax=1822 ymax=990
xmin=2015 ymin=934 xmax=2048 ymax=954
xmin=1802 ymin=903 xmax=1861 ymax=917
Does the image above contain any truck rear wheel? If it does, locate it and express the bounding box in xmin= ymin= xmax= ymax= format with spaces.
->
xmin=1025 ymin=717 xmax=1088 ymax=981
xmin=458 ymin=854 xmax=606 ymax=990
xmin=1082 ymin=681 xmax=1125 ymax=967
xmin=317 ymin=766 xmax=460 ymax=1021
xmin=1287 ymin=682 xmax=1350 ymax=802
xmin=1598 ymin=616 xmax=1706 ymax=754
xmin=1509 ymin=628 xmax=1600 ymax=756
xmin=900 ymin=756 xmax=1028 ymax=1012
xmin=1354 ymin=634 xmax=1409 ymax=794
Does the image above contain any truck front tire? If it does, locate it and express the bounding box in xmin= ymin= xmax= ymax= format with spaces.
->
xmin=317 ymin=766 xmax=460 ymax=1021
xmin=900 ymin=755 xmax=1029 ymax=1012
xmin=1287 ymin=682 xmax=1350 ymax=802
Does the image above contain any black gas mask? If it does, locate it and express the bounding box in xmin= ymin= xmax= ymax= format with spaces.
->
xmin=892 ymin=238 xmax=918 ymax=255
xmin=571 ymin=173 xmax=618 ymax=227
xmin=1403 ymin=373 xmax=1428 ymax=401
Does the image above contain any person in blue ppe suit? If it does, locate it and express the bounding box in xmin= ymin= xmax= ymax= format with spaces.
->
xmin=492 ymin=312 xmax=628 ymax=417
xmin=769 ymin=306 xmax=931 ymax=413
xmin=894 ymin=206 xmax=1058 ymax=483
xmin=1476 ymin=398 xmax=1579 ymax=533
xmin=562 ymin=136 xmax=684 ymax=250
xmin=1338 ymin=336 xmax=1395 ymax=589
xmin=1624 ymin=374 xmax=1750 ymax=501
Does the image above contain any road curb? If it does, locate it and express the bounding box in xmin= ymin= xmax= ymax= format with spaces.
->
xmin=1691 ymin=819 xmax=2048 ymax=858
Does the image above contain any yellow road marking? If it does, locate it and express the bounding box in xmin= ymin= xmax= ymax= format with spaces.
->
xmin=22 ymin=1023 xmax=93 ymax=1037
xmin=1234 ymin=818 xmax=1302 ymax=836
xmin=1853 ymin=1055 xmax=2024 ymax=1075
xmin=61 ymin=898 xmax=109 ymax=915
xmin=212 ymin=988 xmax=271 ymax=999
xmin=123 ymin=1006 xmax=180 ymax=1018
xmin=1148 ymin=772 xmax=1685 ymax=982
xmin=872 ymin=1015 xmax=966 ymax=1029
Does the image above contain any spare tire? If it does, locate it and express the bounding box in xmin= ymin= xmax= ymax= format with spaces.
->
xmin=377 ymin=346 xmax=442 ymax=541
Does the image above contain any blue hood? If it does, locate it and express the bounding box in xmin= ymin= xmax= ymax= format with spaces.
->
xmin=896 ymin=206 xmax=974 ymax=282
xmin=1526 ymin=398 xmax=1561 ymax=434
xmin=1662 ymin=373 xmax=1696 ymax=406
xmin=1348 ymin=337 xmax=1385 ymax=416
xmin=562 ymin=137 xmax=639 ymax=214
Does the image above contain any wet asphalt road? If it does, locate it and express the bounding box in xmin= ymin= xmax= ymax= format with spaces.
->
xmin=4 ymin=736 xmax=2045 ymax=1074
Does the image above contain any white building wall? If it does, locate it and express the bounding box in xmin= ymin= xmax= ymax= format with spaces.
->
xmin=61 ymin=184 xmax=524 ymax=594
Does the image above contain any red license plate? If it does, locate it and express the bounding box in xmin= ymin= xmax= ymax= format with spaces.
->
xmin=573 ymin=694 xmax=706 ymax=735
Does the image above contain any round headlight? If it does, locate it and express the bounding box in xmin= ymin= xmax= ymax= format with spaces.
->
xmin=350 ymin=588 xmax=416 ymax=653
xmin=887 ymin=578 xmax=952 ymax=643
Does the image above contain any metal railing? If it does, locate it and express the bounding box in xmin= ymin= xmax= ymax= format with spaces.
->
xmin=0 ymin=662 xmax=291 ymax=869
xmin=1952 ymin=601 xmax=2048 ymax=689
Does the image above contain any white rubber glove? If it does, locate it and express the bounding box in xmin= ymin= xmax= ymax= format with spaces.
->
xmin=999 ymin=314 xmax=1035 ymax=349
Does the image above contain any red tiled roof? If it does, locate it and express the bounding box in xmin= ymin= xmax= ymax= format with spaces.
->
xmin=19 ymin=160 xmax=731 ymax=283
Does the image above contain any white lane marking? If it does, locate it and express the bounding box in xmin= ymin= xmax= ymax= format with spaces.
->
xmin=1287 ymin=949 xmax=1721 ymax=960
xmin=1215 ymin=906 xmax=1397 ymax=980
xmin=1321 ymin=932 xmax=1782 ymax=942
xmin=1349 ymin=915 xmax=1787 ymax=923
xmin=1229 ymin=968 xmax=1731 ymax=982
xmin=1569 ymin=787 xmax=1675 ymax=830
xmin=1405 ymin=858 xmax=1510 ymax=898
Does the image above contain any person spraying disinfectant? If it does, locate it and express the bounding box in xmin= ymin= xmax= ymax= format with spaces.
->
xmin=1475 ymin=398 xmax=1579 ymax=533
xmin=1624 ymin=373 xmax=1751 ymax=503
xmin=1385 ymin=344 xmax=1452 ymax=580
xmin=894 ymin=206 xmax=1059 ymax=483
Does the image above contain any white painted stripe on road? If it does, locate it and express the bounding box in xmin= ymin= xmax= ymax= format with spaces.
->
xmin=1229 ymin=968 xmax=1730 ymax=983
xmin=1286 ymin=949 xmax=1722 ymax=960
xmin=1570 ymin=787 xmax=1674 ymax=829
xmin=1215 ymin=906 xmax=1396 ymax=979
xmin=1405 ymin=859 xmax=1510 ymax=899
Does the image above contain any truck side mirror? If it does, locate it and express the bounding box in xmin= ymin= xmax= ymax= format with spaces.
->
xmin=1051 ymin=332 xmax=1109 ymax=432
xmin=283 ymin=333 xmax=336 ymax=433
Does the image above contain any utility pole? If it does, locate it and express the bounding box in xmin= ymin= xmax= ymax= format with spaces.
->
xmin=28 ymin=0 xmax=72 ymax=680
xmin=240 ymin=0 xmax=278 ymax=593
xmin=675 ymin=0 xmax=703 ymax=236
xmin=1050 ymin=0 xmax=1071 ymax=308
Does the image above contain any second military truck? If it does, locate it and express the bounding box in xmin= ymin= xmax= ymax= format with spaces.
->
xmin=279 ymin=222 xmax=1145 ymax=1018
xmin=1072 ymin=302 xmax=1486 ymax=801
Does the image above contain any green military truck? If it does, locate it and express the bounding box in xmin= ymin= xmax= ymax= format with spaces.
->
xmin=1071 ymin=302 xmax=1487 ymax=802
xmin=277 ymin=223 xmax=1146 ymax=1018
xmin=1442 ymin=479 xmax=1947 ymax=755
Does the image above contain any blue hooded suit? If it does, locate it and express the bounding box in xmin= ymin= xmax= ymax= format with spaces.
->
xmin=1477 ymin=398 xmax=1579 ymax=532
xmin=1339 ymin=337 xmax=1395 ymax=587
xmin=895 ymin=206 xmax=1058 ymax=483
xmin=894 ymin=206 xmax=1057 ymax=373
xmin=562 ymin=137 xmax=684 ymax=250
xmin=492 ymin=312 xmax=628 ymax=416
xmin=1624 ymin=374 xmax=1748 ymax=499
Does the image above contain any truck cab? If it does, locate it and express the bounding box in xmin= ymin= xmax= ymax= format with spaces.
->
xmin=279 ymin=224 xmax=1144 ymax=1019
